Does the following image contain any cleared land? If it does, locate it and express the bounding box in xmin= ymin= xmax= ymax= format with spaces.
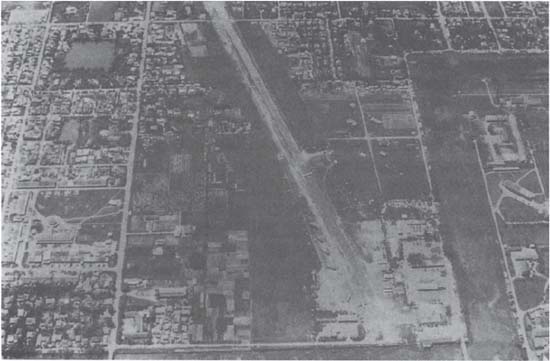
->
xmin=359 ymin=92 xmax=418 ymax=137
xmin=65 ymin=42 xmax=115 ymax=70
xmin=35 ymin=189 xmax=123 ymax=219
xmin=323 ymin=139 xmax=380 ymax=223
xmin=513 ymin=276 xmax=547 ymax=311
xmin=303 ymin=96 xmax=365 ymax=139
xmin=372 ymin=138 xmax=430 ymax=200
xmin=497 ymin=219 xmax=549 ymax=247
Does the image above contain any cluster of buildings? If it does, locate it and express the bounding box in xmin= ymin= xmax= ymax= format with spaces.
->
xmin=241 ymin=1 xmax=340 ymax=20
xmin=2 ymin=189 xmax=121 ymax=270
xmin=315 ymin=200 xmax=467 ymax=347
xmin=509 ymin=246 xmax=542 ymax=279
xmin=242 ymin=2 xmax=279 ymax=20
xmin=50 ymin=2 xmax=90 ymax=23
xmin=446 ymin=18 xmax=498 ymax=51
xmin=2 ymin=2 xmax=50 ymax=25
xmin=0 ymin=2 xmax=143 ymax=358
xmin=395 ymin=19 xmax=447 ymax=52
xmin=10 ymin=88 xmax=137 ymax=190
xmin=121 ymin=287 xmax=196 ymax=345
xmin=261 ymin=19 xmax=332 ymax=82
xmin=120 ymin=14 xmax=254 ymax=350
xmin=439 ymin=1 xmax=471 ymax=17
xmin=507 ymin=246 xmax=548 ymax=360
xmin=499 ymin=180 xmax=548 ymax=220
xmin=2 ymin=223 xmax=26 ymax=267
xmin=478 ymin=113 xmax=528 ymax=170
xmin=249 ymin=1 xmax=547 ymax=88
xmin=151 ymin=1 xmax=208 ymax=21
xmin=120 ymin=230 xmax=251 ymax=346
xmin=26 ymin=237 xmax=117 ymax=270
xmin=50 ymin=2 xmax=146 ymax=23
xmin=500 ymin=1 xmax=537 ymax=17
xmin=102 ymin=2 xmax=146 ymax=22
xmin=525 ymin=307 xmax=549 ymax=360
xmin=2 ymin=271 xmax=116 ymax=357
xmin=381 ymin=200 xmax=467 ymax=347
xmin=2 ymin=24 xmax=46 ymax=86
xmin=440 ymin=1 xmax=547 ymax=52
xmin=367 ymin=3 xmax=438 ymax=18
xmin=2 ymin=117 xmax=22 ymax=171
xmin=492 ymin=18 xmax=548 ymax=51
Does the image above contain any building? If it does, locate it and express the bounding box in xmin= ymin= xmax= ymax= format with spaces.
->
xmin=483 ymin=113 xmax=528 ymax=168
xmin=510 ymin=247 xmax=539 ymax=277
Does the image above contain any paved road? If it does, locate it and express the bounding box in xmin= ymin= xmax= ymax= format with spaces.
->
xmin=108 ymin=3 xmax=152 ymax=359
xmin=115 ymin=338 xmax=407 ymax=355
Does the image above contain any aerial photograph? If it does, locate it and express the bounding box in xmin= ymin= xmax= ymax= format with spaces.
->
xmin=0 ymin=1 xmax=548 ymax=360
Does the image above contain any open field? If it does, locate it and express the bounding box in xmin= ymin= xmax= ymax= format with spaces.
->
xmin=359 ymin=91 xmax=418 ymax=138
xmin=484 ymin=2 xmax=505 ymax=17
xmin=372 ymin=138 xmax=430 ymax=200
xmin=486 ymin=170 xmax=529 ymax=207
xmin=323 ymin=139 xmax=380 ymax=223
xmin=518 ymin=170 xmax=544 ymax=195
xmin=303 ymin=95 xmax=364 ymax=140
xmin=76 ymin=222 xmax=121 ymax=245
xmin=513 ymin=276 xmax=547 ymax=311
xmin=35 ymin=189 xmax=123 ymax=219
xmin=516 ymin=108 xmax=549 ymax=197
xmin=409 ymin=53 xmax=523 ymax=360
xmin=500 ymin=197 xmax=547 ymax=223
xmin=497 ymin=218 xmax=549 ymax=248
xmin=124 ymin=234 xmax=197 ymax=282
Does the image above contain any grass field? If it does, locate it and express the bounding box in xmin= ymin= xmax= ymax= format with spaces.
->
xmin=372 ymin=138 xmax=430 ymax=200
xmin=303 ymin=96 xmax=364 ymax=139
xmin=484 ymin=2 xmax=505 ymax=17
xmin=323 ymin=139 xmax=381 ymax=223
xmin=485 ymin=170 xmax=528 ymax=207
xmin=409 ymin=53 xmax=523 ymax=360
xmin=500 ymin=197 xmax=547 ymax=223
xmin=359 ymin=91 xmax=418 ymax=137
xmin=497 ymin=218 xmax=549 ymax=247
xmin=35 ymin=189 xmax=121 ymax=219
xmin=516 ymin=108 xmax=549 ymax=197
xmin=513 ymin=276 xmax=547 ymax=311
xmin=518 ymin=169 xmax=544 ymax=194
xmin=76 ymin=222 xmax=121 ymax=245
